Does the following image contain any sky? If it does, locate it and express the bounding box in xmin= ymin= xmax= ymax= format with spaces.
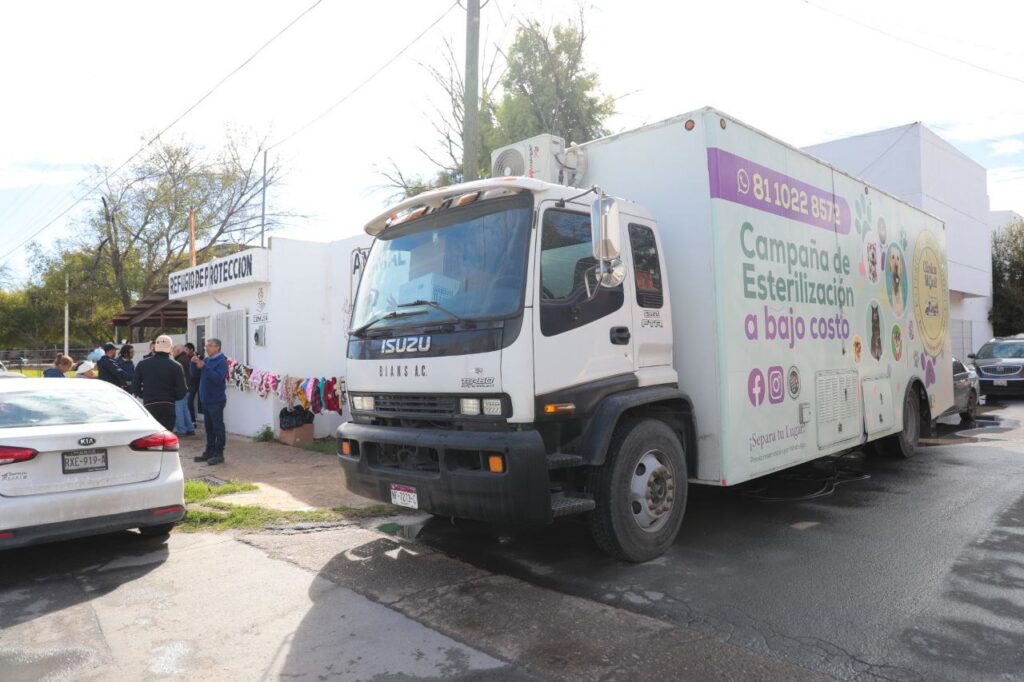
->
xmin=0 ymin=0 xmax=1021 ymax=285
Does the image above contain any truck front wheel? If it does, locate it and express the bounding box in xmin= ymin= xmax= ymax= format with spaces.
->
xmin=589 ymin=419 xmax=688 ymax=562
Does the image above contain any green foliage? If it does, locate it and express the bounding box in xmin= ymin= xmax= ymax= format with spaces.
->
xmin=178 ymin=500 xmax=399 ymax=532
xmin=385 ymin=14 xmax=614 ymax=199
xmin=183 ymin=478 xmax=259 ymax=504
xmin=487 ymin=19 xmax=614 ymax=153
xmin=253 ymin=425 xmax=276 ymax=442
xmin=991 ymin=218 xmax=1024 ymax=336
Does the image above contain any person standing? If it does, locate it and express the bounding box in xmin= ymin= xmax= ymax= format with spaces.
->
xmin=192 ymin=338 xmax=228 ymax=465
xmin=184 ymin=342 xmax=199 ymax=423
xmin=115 ymin=345 xmax=136 ymax=384
xmin=131 ymin=335 xmax=186 ymax=431
xmin=172 ymin=344 xmax=195 ymax=436
xmin=96 ymin=343 xmax=130 ymax=388
xmin=44 ymin=355 xmax=74 ymax=377
xmin=143 ymin=341 xmax=156 ymax=359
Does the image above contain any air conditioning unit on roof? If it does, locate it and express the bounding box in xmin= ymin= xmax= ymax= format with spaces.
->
xmin=490 ymin=134 xmax=566 ymax=184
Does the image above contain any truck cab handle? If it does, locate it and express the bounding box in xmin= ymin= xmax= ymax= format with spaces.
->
xmin=610 ymin=326 xmax=631 ymax=345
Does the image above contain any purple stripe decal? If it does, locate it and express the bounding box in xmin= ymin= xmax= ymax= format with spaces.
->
xmin=707 ymin=148 xmax=851 ymax=235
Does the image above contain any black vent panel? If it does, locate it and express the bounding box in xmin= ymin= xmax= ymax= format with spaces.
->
xmin=373 ymin=393 xmax=458 ymax=417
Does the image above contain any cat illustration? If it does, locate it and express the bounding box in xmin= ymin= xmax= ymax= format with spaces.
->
xmin=870 ymin=305 xmax=882 ymax=361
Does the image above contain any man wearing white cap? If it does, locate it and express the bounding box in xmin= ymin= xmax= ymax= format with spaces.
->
xmin=131 ymin=334 xmax=187 ymax=431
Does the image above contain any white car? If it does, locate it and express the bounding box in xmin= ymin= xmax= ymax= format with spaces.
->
xmin=0 ymin=378 xmax=185 ymax=550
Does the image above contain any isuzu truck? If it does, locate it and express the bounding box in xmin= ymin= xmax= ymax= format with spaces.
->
xmin=337 ymin=108 xmax=953 ymax=561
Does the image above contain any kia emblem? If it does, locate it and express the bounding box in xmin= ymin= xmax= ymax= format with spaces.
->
xmin=78 ymin=437 xmax=96 ymax=446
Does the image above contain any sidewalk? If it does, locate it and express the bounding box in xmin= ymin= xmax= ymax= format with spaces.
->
xmin=177 ymin=430 xmax=374 ymax=511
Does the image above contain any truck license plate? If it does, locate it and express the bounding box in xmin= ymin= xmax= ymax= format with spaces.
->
xmin=390 ymin=483 xmax=418 ymax=509
xmin=62 ymin=448 xmax=108 ymax=474
xmin=994 ymin=379 xmax=1008 ymax=386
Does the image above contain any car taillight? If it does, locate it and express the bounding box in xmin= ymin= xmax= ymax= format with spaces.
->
xmin=0 ymin=446 xmax=37 ymax=465
xmin=130 ymin=431 xmax=179 ymax=452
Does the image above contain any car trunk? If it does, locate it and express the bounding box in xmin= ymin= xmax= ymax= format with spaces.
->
xmin=0 ymin=421 xmax=165 ymax=497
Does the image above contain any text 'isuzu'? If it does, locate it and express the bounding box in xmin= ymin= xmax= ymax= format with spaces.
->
xmin=337 ymin=108 xmax=953 ymax=561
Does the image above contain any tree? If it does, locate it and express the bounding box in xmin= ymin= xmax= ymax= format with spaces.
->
xmin=0 ymin=134 xmax=288 ymax=350
xmin=990 ymin=218 xmax=1024 ymax=336
xmin=382 ymin=12 xmax=614 ymax=199
xmin=77 ymin=134 xmax=286 ymax=310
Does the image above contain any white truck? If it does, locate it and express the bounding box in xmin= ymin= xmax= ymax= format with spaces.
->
xmin=338 ymin=107 xmax=953 ymax=561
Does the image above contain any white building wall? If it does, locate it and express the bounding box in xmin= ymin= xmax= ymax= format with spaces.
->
xmin=185 ymin=279 xmax=275 ymax=438
xmin=805 ymin=123 xmax=993 ymax=355
xmin=174 ymin=235 xmax=371 ymax=440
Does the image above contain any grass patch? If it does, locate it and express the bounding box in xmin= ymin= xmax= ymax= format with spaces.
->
xmin=184 ymin=478 xmax=258 ymax=504
xmin=302 ymin=437 xmax=338 ymax=456
xmin=331 ymin=503 xmax=403 ymax=518
xmin=178 ymin=500 xmax=401 ymax=532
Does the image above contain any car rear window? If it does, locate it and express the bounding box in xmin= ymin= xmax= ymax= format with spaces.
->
xmin=0 ymin=387 xmax=146 ymax=428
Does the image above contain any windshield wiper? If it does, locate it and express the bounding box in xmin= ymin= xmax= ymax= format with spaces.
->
xmin=395 ymin=299 xmax=464 ymax=324
xmin=350 ymin=310 xmax=422 ymax=338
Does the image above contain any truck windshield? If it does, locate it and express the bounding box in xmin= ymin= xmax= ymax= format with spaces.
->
xmin=350 ymin=194 xmax=533 ymax=335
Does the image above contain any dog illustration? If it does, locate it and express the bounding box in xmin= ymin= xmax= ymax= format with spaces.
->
xmin=867 ymin=243 xmax=878 ymax=282
xmin=889 ymin=250 xmax=904 ymax=315
xmin=870 ymin=305 xmax=882 ymax=360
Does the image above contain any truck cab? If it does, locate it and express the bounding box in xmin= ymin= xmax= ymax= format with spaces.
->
xmin=338 ymin=177 xmax=690 ymax=562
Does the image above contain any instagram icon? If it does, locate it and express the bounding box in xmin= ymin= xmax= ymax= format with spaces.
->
xmin=767 ymin=366 xmax=784 ymax=404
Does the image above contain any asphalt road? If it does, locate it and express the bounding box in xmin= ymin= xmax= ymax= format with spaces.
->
xmin=414 ymin=399 xmax=1024 ymax=681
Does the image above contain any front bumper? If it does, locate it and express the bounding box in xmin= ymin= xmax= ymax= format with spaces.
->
xmin=978 ymin=377 xmax=1024 ymax=396
xmin=337 ymin=422 xmax=553 ymax=524
xmin=0 ymin=505 xmax=185 ymax=550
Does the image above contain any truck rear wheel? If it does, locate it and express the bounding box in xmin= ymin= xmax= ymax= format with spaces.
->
xmin=588 ymin=418 xmax=688 ymax=562
xmin=882 ymin=385 xmax=922 ymax=458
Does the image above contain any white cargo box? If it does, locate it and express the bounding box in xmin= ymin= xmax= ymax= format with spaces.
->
xmin=581 ymin=108 xmax=953 ymax=485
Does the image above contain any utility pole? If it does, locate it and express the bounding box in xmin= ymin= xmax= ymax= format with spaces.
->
xmin=260 ymin=149 xmax=268 ymax=248
xmin=63 ymin=272 xmax=69 ymax=357
xmin=189 ymin=209 xmax=197 ymax=266
xmin=462 ymin=0 xmax=480 ymax=182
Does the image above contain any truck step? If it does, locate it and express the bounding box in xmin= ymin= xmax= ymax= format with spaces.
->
xmin=550 ymin=493 xmax=596 ymax=518
xmin=546 ymin=453 xmax=584 ymax=469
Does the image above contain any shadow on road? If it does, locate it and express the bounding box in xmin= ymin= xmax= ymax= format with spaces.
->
xmin=0 ymin=531 xmax=168 ymax=625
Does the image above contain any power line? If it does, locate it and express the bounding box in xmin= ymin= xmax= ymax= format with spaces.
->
xmin=0 ymin=0 xmax=324 ymax=264
xmin=801 ymin=0 xmax=1024 ymax=87
xmin=270 ymin=0 xmax=460 ymax=150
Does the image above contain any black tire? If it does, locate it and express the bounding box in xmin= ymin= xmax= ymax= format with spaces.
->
xmin=882 ymin=385 xmax=922 ymax=458
xmin=138 ymin=523 xmax=175 ymax=538
xmin=960 ymin=390 xmax=978 ymax=424
xmin=588 ymin=418 xmax=688 ymax=562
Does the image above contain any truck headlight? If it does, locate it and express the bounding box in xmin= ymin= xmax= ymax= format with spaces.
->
xmin=459 ymin=398 xmax=481 ymax=415
xmin=482 ymin=398 xmax=503 ymax=416
xmin=352 ymin=396 xmax=374 ymax=411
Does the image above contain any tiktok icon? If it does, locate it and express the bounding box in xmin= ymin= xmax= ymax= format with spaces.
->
xmin=747 ymin=368 xmax=765 ymax=407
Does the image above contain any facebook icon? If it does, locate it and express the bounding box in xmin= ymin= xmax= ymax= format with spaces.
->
xmin=747 ymin=368 xmax=765 ymax=407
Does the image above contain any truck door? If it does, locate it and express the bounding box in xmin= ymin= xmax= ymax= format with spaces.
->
xmin=533 ymin=206 xmax=635 ymax=397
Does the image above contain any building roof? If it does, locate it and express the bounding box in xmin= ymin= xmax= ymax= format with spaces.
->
xmin=110 ymin=287 xmax=188 ymax=328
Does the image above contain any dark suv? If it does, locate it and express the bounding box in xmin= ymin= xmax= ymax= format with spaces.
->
xmin=970 ymin=336 xmax=1024 ymax=396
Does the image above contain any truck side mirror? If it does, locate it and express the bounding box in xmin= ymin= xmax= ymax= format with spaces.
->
xmin=967 ymin=353 xmax=976 ymax=359
xmin=590 ymin=196 xmax=626 ymax=288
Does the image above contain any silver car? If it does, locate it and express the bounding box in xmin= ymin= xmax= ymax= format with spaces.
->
xmin=969 ymin=336 xmax=1024 ymax=397
xmin=940 ymin=358 xmax=980 ymax=423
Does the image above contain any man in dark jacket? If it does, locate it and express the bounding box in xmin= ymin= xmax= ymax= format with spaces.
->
xmin=192 ymin=338 xmax=228 ymax=465
xmin=131 ymin=335 xmax=187 ymax=431
xmin=97 ymin=343 xmax=130 ymax=388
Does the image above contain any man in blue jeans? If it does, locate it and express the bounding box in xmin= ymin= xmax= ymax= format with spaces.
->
xmin=192 ymin=338 xmax=228 ymax=465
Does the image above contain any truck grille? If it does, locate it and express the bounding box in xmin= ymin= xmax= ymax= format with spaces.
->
xmin=373 ymin=393 xmax=458 ymax=417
